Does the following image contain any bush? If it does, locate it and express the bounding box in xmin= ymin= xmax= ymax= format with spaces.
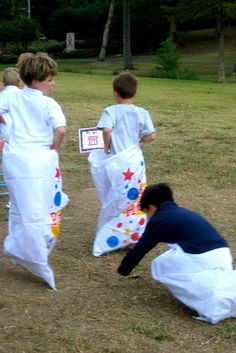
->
xmin=158 ymin=37 xmax=181 ymax=79
xmin=0 ymin=54 xmax=18 ymax=64
xmin=61 ymin=48 xmax=98 ymax=59
xmin=47 ymin=42 xmax=66 ymax=58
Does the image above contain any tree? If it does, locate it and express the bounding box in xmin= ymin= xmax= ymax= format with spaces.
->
xmin=123 ymin=0 xmax=133 ymax=69
xmin=0 ymin=0 xmax=26 ymax=19
xmin=172 ymin=0 xmax=236 ymax=83
xmin=161 ymin=0 xmax=179 ymax=40
xmin=159 ymin=36 xmax=181 ymax=78
xmin=14 ymin=17 xmax=40 ymax=48
xmin=98 ymin=0 xmax=115 ymax=61
xmin=49 ymin=1 xmax=108 ymax=41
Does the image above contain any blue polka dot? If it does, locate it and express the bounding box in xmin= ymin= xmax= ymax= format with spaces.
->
xmin=141 ymin=161 xmax=144 ymax=166
xmin=106 ymin=236 xmax=119 ymax=248
xmin=54 ymin=191 xmax=61 ymax=206
xmin=127 ymin=187 xmax=138 ymax=200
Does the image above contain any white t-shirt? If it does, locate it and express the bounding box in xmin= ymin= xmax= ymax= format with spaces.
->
xmin=97 ymin=104 xmax=155 ymax=155
xmin=0 ymin=85 xmax=20 ymax=142
xmin=0 ymin=86 xmax=66 ymax=150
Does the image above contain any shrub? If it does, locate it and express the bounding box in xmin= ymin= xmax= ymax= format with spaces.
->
xmin=61 ymin=48 xmax=98 ymax=59
xmin=158 ymin=37 xmax=181 ymax=79
xmin=0 ymin=54 xmax=17 ymax=64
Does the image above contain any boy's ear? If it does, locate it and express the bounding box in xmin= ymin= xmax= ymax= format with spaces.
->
xmin=31 ymin=79 xmax=39 ymax=88
xmin=143 ymin=204 xmax=158 ymax=219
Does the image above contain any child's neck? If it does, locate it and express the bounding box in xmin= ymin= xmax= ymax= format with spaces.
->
xmin=116 ymin=97 xmax=133 ymax=104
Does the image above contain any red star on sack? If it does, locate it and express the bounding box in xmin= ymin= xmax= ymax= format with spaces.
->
xmin=123 ymin=168 xmax=134 ymax=181
xmin=55 ymin=168 xmax=61 ymax=179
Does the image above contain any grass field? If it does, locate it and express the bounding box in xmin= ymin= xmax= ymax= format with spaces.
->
xmin=0 ymin=26 xmax=236 ymax=353
xmin=0 ymin=69 xmax=236 ymax=353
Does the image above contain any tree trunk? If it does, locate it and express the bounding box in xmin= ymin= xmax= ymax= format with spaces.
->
xmin=98 ymin=0 xmax=115 ymax=62
xmin=170 ymin=16 xmax=177 ymax=41
xmin=217 ymin=6 xmax=225 ymax=83
xmin=123 ymin=0 xmax=133 ymax=70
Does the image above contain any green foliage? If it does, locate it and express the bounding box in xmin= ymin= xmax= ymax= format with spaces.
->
xmin=158 ymin=36 xmax=181 ymax=78
xmin=0 ymin=21 xmax=16 ymax=50
xmin=0 ymin=17 xmax=40 ymax=52
xmin=61 ymin=48 xmax=99 ymax=59
xmin=0 ymin=0 xmax=26 ymax=20
xmin=14 ymin=17 xmax=40 ymax=47
xmin=48 ymin=1 xmax=109 ymax=41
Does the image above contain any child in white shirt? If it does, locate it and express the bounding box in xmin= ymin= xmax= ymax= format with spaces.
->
xmin=89 ymin=72 xmax=156 ymax=256
xmin=0 ymin=53 xmax=67 ymax=289
xmin=0 ymin=67 xmax=23 ymax=149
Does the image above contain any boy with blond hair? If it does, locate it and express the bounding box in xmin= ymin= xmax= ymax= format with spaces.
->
xmin=0 ymin=67 xmax=23 ymax=149
xmin=0 ymin=53 xmax=67 ymax=289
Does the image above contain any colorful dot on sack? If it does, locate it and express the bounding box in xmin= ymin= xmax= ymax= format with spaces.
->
xmin=54 ymin=191 xmax=61 ymax=206
xmin=106 ymin=235 xmax=119 ymax=248
xmin=117 ymin=222 xmax=122 ymax=228
xmin=131 ymin=233 xmax=140 ymax=241
xmin=139 ymin=218 xmax=145 ymax=225
xmin=127 ymin=187 xmax=138 ymax=200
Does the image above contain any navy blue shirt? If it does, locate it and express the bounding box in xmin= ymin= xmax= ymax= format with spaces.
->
xmin=118 ymin=202 xmax=229 ymax=276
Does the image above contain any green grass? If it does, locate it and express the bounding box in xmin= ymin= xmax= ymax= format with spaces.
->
xmin=51 ymin=72 xmax=236 ymax=191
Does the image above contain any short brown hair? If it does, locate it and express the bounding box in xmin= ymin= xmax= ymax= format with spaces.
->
xmin=2 ymin=67 xmax=22 ymax=87
xmin=16 ymin=52 xmax=58 ymax=85
xmin=112 ymin=72 xmax=138 ymax=99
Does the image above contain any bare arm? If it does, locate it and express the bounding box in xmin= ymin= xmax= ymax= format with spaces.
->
xmin=51 ymin=126 xmax=66 ymax=151
xmin=103 ymin=127 xmax=111 ymax=154
xmin=140 ymin=132 xmax=156 ymax=143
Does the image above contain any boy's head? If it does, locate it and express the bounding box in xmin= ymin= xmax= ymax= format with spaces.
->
xmin=2 ymin=67 xmax=22 ymax=88
xmin=16 ymin=52 xmax=58 ymax=86
xmin=140 ymin=183 xmax=174 ymax=213
xmin=113 ymin=72 xmax=138 ymax=99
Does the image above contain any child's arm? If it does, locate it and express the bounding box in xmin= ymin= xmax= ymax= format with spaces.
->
xmin=103 ymin=127 xmax=111 ymax=154
xmin=51 ymin=126 xmax=66 ymax=151
xmin=140 ymin=132 xmax=156 ymax=143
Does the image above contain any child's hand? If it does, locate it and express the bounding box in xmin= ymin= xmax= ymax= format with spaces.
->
xmin=104 ymin=147 xmax=111 ymax=154
xmin=0 ymin=115 xmax=6 ymax=124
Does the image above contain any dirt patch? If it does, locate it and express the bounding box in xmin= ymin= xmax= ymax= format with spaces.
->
xmin=1 ymin=185 xmax=236 ymax=353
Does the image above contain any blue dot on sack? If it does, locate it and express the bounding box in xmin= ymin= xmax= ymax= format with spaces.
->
xmin=127 ymin=187 xmax=138 ymax=200
xmin=106 ymin=236 xmax=119 ymax=248
xmin=54 ymin=191 xmax=61 ymax=206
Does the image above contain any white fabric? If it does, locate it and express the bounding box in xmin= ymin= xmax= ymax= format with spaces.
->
xmin=0 ymin=86 xmax=67 ymax=289
xmin=0 ymin=86 xmax=66 ymax=150
xmin=97 ymin=104 xmax=155 ymax=155
xmin=151 ymin=244 xmax=236 ymax=324
xmin=0 ymin=85 xmax=19 ymax=142
xmin=89 ymin=145 xmax=147 ymax=256
xmin=3 ymin=145 xmax=69 ymax=289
